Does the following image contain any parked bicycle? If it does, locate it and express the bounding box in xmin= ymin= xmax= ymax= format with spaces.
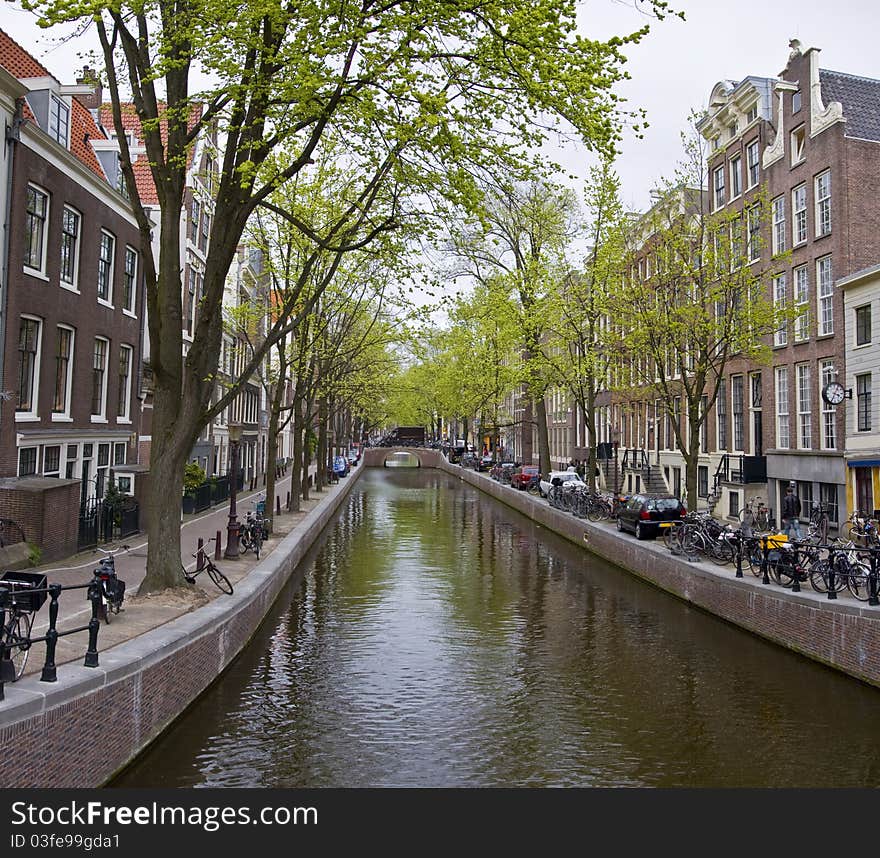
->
xmin=0 ymin=576 xmax=42 ymax=681
xmin=182 ymin=538 xmax=234 ymax=595
xmin=92 ymin=545 xmax=129 ymax=624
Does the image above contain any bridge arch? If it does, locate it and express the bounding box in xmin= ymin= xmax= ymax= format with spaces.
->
xmin=361 ymin=447 xmax=444 ymax=469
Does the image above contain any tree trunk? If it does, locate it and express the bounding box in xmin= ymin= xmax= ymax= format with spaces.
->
xmin=317 ymin=397 xmax=328 ymax=491
xmin=585 ymin=390 xmax=597 ymax=492
xmin=289 ymin=396 xmax=304 ymax=512
xmin=264 ymin=406 xmax=280 ymax=535
xmin=535 ymin=395 xmax=551 ymax=476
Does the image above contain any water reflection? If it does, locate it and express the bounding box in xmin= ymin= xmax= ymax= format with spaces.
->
xmin=114 ymin=469 xmax=880 ymax=787
xmin=383 ymin=451 xmax=420 ymax=468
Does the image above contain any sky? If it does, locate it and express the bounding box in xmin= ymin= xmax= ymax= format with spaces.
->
xmin=3 ymin=0 xmax=878 ymax=213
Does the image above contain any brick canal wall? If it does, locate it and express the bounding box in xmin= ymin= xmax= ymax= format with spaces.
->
xmin=0 ymin=469 xmax=364 ymax=787
xmin=440 ymin=460 xmax=880 ymax=690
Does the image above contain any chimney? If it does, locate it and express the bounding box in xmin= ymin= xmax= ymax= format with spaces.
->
xmin=74 ymin=66 xmax=103 ymax=111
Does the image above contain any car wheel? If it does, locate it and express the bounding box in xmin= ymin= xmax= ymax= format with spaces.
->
xmin=635 ymin=522 xmax=645 ymax=540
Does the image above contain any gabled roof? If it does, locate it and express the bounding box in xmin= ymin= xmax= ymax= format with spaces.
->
xmin=819 ymin=68 xmax=880 ymax=142
xmin=0 ymin=27 xmax=108 ymax=180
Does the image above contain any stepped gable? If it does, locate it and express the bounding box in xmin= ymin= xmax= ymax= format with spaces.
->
xmin=819 ymin=68 xmax=880 ymax=142
xmin=0 ymin=27 xmax=108 ymax=180
xmin=100 ymin=101 xmax=205 ymax=206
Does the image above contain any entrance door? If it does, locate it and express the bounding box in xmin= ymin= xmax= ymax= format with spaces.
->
xmin=673 ymin=467 xmax=681 ymax=499
xmin=855 ymin=469 xmax=874 ymax=516
xmin=751 ymin=373 xmax=763 ymax=456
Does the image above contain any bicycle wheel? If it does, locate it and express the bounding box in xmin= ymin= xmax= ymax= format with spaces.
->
xmin=846 ymin=560 xmax=872 ymax=602
xmin=239 ymin=528 xmax=252 ymax=554
xmin=8 ymin=612 xmax=33 ymax=680
xmin=182 ymin=563 xmax=197 ymax=585
xmin=809 ymin=560 xmax=830 ymax=593
xmin=206 ymin=561 xmax=234 ymax=595
xmin=253 ymin=535 xmax=262 ymax=560
xmin=662 ymin=524 xmax=680 ymax=551
xmin=707 ymin=535 xmax=734 ymax=566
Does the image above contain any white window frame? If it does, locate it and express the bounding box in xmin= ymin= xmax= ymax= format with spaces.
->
xmin=59 ymin=205 xmax=82 ymax=291
xmin=122 ymin=246 xmax=138 ymax=315
xmin=17 ymin=446 xmax=39 ymax=478
xmin=16 ymin=315 xmax=43 ymax=420
xmin=117 ymin=344 xmax=133 ymax=423
xmin=817 ymin=256 xmax=833 ymax=336
xmin=746 ymin=205 xmax=761 ymax=263
xmin=42 ymin=444 xmax=62 ymax=478
xmin=794 ymin=265 xmax=809 ymax=342
xmin=790 ymin=125 xmax=806 ymax=166
xmin=48 ymin=94 xmax=70 ymax=148
xmin=771 ymin=196 xmax=786 ymax=256
xmin=820 ymin=360 xmax=836 ymax=450
xmin=792 ymin=184 xmax=807 ymax=246
xmin=746 ymin=140 xmax=760 ymax=188
xmin=24 ymin=184 xmax=50 ymax=277
xmin=775 ymin=367 xmax=790 ymax=449
xmin=713 ymin=165 xmax=726 ymax=210
xmin=97 ymin=230 xmax=116 ymax=306
xmin=815 ymin=170 xmax=831 ymax=237
xmin=52 ymin=324 xmax=75 ymax=421
xmin=855 ymin=303 xmax=872 ymax=347
xmin=796 ymin=363 xmax=811 ymax=449
xmin=732 ymin=375 xmax=744 ymax=452
xmin=729 ymin=154 xmax=742 ymax=200
xmin=773 ymin=273 xmax=787 ymax=347
xmin=91 ymin=336 xmax=110 ymax=422
xmin=856 ymin=373 xmax=872 ymax=433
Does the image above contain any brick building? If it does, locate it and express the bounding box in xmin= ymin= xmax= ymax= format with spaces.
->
xmin=0 ymin=30 xmax=143 ymax=558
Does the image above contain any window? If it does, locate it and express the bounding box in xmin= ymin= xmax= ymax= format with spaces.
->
xmin=24 ymin=185 xmax=49 ymax=273
xmin=821 ymin=360 xmax=836 ymax=449
xmin=729 ymin=491 xmax=741 ymax=518
xmin=730 ymin=154 xmax=742 ymax=199
xmin=199 ymin=209 xmax=210 ymax=253
xmin=817 ymin=256 xmax=833 ymax=335
xmin=815 ymin=170 xmax=831 ymax=237
xmin=796 ymin=363 xmax=811 ymax=449
xmin=114 ymin=442 xmax=127 ymax=466
xmin=732 ymin=375 xmax=744 ymax=451
xmin=189 ymin=197 xmax=201 ymax=243
xmin=792 ymin=185 xmax=807 ymax=246
xmin=185 ymin=266 xmax=196 ymax=335
xmin=698 ymin=466 xmax=709 ymax=498
xmin=771 ymin=196 xmax=786 ymax=255
xmin=856 ymin=305 xmax=872 ymax=346
xmin=48 ymin=94 xmax=70 ymax=146
xmin=18 ymin=447 xmax=37 ymax=477
xmin=773 ymin=274 xmax=787 ymax=347
xmin=65 ymin=444 xmax=77 ymax=479
xmin=43 ymin=445 xmax=61 ymax=478
xmin=792 ymin=91 xmax=802 ymax=114
xmin=776 ymin=367 xmax=790 ymax=449
xmin=796 ymin=481 xmax=813 ymax=521
xmin=791 ymin=126 xmax=806 ymax=165
xmin=60 ymin=206 xmax=81 ymax=287
xmin=746 ymin=104 xmax=758 ymax=124
xmin=98 ymin=231 xmax=115 ymax=303
xmin=713 ymin=165 xmax=725 ymax=209
xmin=53 ymin=326 xmax=74 ymax=415
xmin=118 ymin=344 xmax=133 ymax=420
xmin=746 ymin=205 xmax=761 ymax=262
xmin=92 ymin=337 xmax=109 ymax=418
xmin=819 ymin=482 xmax=838 ymax=523
xmin=794 ymin=265 xmax=809 ymax=341
xmin=123 ymin=246 xmax=138 ymax=313
xmin=96 ymin=443 xmax=110 ymax=500
xmin=857 ymin=373 xmax=872 ymax=432
xmin=728 ymin=122 xmax=738 ymax=140
xmin=746 ymin=140 xmax=760 ymax=188
xmin=17 ymin=317 xmax=41 ymax=414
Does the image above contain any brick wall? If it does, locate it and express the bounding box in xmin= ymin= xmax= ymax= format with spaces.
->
xmin=0 ymin=477 xmax=80 ymax=561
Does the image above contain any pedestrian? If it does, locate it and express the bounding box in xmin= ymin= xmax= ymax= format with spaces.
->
xmin=781 ymin=485 xmax=802 ymax=540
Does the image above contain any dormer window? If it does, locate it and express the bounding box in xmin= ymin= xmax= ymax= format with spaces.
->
xmin=746 ymin=104 xmax=758 ymax=124
xmin=728 ymin=122 xmax=738 ymax=140
xmin=792 ymin=91 xmax=802 ymax=113
xmin=48 ymin=94 xmax=70 ymax=147
xmin=791 ymin=125 xmax=806 ymax=165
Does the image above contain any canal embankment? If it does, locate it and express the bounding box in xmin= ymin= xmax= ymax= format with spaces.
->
xmin=0 ymin=468 xmax=364 ymax=787
xmin=439 ymin=458 xmax=880 ymax=690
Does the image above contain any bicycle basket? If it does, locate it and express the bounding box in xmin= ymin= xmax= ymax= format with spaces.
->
xmin=255 ymin=500 xmax=266 ymax=515
xmin=0 ymin=570 xmax=48 ymax=612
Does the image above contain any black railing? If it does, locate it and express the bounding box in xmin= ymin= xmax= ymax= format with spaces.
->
xmin=78 ymin=498 xmax=140 ymax=550
xmin=183 ymin=472 xmax=244 ymax=515
xmin=713 ymin=454 xmax=767 ymax=488
xmin=622 ymin=448 xmax=649 ymax=471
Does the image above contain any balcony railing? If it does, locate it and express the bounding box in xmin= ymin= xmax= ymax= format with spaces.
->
xmin=713 ymin=454 xmax=767 ymax=487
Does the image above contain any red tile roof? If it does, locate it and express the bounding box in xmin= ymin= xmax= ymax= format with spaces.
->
xmin=0 ymin=27 xmax=108 ymax=180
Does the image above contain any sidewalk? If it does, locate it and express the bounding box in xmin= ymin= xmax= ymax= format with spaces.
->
xmin=16 ymin=468 xmax=330 ymax=679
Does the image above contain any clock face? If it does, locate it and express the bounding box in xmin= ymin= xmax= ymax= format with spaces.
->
xmin=823 ymin=382 xmax=845 ymax=405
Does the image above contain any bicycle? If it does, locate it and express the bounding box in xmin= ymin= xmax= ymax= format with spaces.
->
xmin=182 ymin=538 xmax=234 ymax=595
xmin=239 ymin=511 xmax=263 ymax=560
xmin=93 ymin=544 xmax=129 ymax=624
xmin=0 ymin=575 xmax=43 ymax=681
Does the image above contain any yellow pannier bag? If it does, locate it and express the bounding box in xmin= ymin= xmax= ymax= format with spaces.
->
xmin=760 ymin=532 xmax=788 ymax=549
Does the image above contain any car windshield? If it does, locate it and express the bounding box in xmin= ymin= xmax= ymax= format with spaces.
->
xmin=523 ymin=466 xmax=539 ymax=474
xmin=559 ymin=473 xmax=580 ymax=483
xmin=648 ymin=498 xmax=679 ymax=511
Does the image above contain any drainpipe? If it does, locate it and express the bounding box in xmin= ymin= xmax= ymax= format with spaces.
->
xmin=0 ymin=100 xmax=24 ymax=423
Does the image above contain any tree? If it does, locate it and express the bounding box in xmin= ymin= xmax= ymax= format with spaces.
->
xmin=27 ymin=0 xmax=680 ymax=589
xmin=610 ymin=122 xmax=787 ymax=511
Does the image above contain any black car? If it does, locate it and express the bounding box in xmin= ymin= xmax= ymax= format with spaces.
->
xmin=476 ymin=454 xmax=494 ymax=472
xmin=616 ymin=493 xmax=686 ymax=540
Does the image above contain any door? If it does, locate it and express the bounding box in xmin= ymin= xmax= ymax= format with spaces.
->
xmin=673 ymin=467 xmax=681 ymax=500
xmin=751 ymin=373 xmax=763 ymax=456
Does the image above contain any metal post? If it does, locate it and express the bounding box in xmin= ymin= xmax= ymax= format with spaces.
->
xmin=791 ymin=543 xmax=801 ymax=592
xmin=761 ymin=539 xmax=770 ymax=585
xmin=197 ymin=538 xmax=204 ymax=571
xmin=869 ymin=548 xmax=879 ymax=607
xmin=286 ymin=490 xmax=290 ymax=510
xmin=276 ymin=495 xmax=281 ymax=516
xmin=40 ymin=583 xmax=62 ymax=682
xmin=735 ymin=530 xmax=743 ymax=578
xmin=225 ymin=433 xmax=241 ymax=560
xmin=827 ymin=546 xmax=837 ymax=600
xmin=84 ymin=582 xmax=101 ymax=667
xmin=215 ymin=531 xmax=222 ymax=561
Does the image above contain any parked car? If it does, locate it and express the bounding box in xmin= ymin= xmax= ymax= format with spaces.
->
xmin=461 ymin=452 xmax=479 ymax=469
xmin=510 ymin=465 xmax=541 ymax=491
xmin=333 ymin=455 xmax=350 ymax=477
xmin=476 ymin=454 xmax=494 ymax=472
xmin=539 ymin=469 xmax=585 ymax=498
xmin=499 ymin=462 xmax=518 ymax=485
xmin=616 ymin=493 xmax=686 ymax=540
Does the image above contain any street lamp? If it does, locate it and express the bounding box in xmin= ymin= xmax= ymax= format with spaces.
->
xmin=611 ymin=427 xmax=620 ymax=497
xmin=225 ymin=421 xmax=243 ymax=559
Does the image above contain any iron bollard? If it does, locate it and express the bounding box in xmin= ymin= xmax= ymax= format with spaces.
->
xmin=761 ymin=539 xmax=770 ymax=585
xmin=276 ymin=495 xmax=281 ymax=516
xmin=735 ymin=531 xmax=743 ymax=578
xmin=215 ymin=531 xmax=222 ymax=561
xmin=286 ymin=490 xmax=290 ymax=511
xmin=40 ymin=583 xmax=63 ymax=682
xmin=869 ymin=549 xmax=879 ymax=607
xmin=791 ymin=542 xmax=801 ymax=592
xmin=84 ymin=582 xmax=101 ymax=667
xmin=827 ymin=547 xmax=838 ymax=600
xmin=197 ymin=537 xmax=204 ymax=571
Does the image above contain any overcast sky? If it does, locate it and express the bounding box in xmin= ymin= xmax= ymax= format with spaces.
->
xmin=3 ymin=0 xmax=878 ymax=213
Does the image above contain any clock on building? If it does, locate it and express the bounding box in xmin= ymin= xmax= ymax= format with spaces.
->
xmin=821 ymin=381 xmax=847 ymax=406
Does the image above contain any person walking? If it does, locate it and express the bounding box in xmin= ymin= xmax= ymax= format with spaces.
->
xmin=781 ymin=485 xmax=802 ymax=540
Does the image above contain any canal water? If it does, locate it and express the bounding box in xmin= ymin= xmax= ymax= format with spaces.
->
xmin=113 ymin=468 xmax=880 ymax=787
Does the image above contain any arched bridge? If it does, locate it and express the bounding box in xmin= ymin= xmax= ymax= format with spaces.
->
xmin=361 ymin=447 xmax=445 ymax=468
